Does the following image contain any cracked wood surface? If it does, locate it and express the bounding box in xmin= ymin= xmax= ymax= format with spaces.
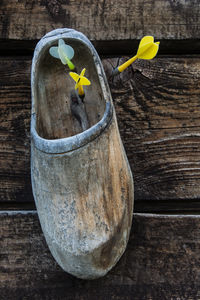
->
xmin=1 ymin=212 xmax=200 ymax=299
xmin=0 ymin=0 xmax=200 ymax=43
xmin=103 ymin=56 xmax=200 ymax=201
xmin=1 ymin=56 xmax=200 ymax=207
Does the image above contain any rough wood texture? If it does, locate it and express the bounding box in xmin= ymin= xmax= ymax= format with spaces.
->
xmin=32 ymin=30 xmax=105 ymax=140
xmin=1 ymin=211 xmax=200 ymax=299
xmin=1 ymin=55 xmax=200 ymax=205
xmin=0 ymin=56 xmax=33 ymax=202
xmin=0 ymin=0 xmax=200 ymax=42
xmin=103 ymin=55 xmax=200 ymax=201
xmin=31 ymin=29 xmax=134 ymax=279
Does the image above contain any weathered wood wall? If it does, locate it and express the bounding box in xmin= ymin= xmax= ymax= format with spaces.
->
xmin=1 ymin=56 xmax=200 ymax=210
xmin=1 ymin=0 xmax=200 ymax=47
xmin=1 ymin=212 xmax=200 ymax=299
xmin=1 ymin=0 xmax=200 ymax=298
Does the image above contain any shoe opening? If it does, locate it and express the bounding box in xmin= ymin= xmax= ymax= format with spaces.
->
xmin=34 ymin=38 xmax=106 ymax=140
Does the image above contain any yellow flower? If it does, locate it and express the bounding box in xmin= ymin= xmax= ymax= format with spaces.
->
xmin=69 ymin=68 xmax=91 ymax=97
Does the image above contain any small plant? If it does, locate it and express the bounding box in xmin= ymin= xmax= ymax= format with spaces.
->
xmin=49 ymin=40 xmax=91 ymax=130
xmin=69 ymin=68 xmax=91 ymax=99
xmin=49 ymin=36 xmax=160 ymax=130
xmin=112 ymin=36 xmax=160 ymax=76
xmin=49 ymin=39 xmax=75 ymax=70
xmin=49 ymin=39 xmax=91 ymax=100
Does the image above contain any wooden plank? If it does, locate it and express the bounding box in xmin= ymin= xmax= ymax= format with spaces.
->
xmin=0 ymin=57 xmax=33 ymax=202
xmin=0 ymin=0 xmax=200 ymax=44
xmin=1 ymin=211 xmax=200 ymax=299
xmin=1 ymin=56 xmax=200 ymax=205
xmin=103 ymin=56 xmax=200 ymax=201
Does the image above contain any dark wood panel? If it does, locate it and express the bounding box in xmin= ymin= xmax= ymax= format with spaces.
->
xmin=1 ymin=211 xmax=200 ymax=299
xmin=1 ymin=56 xmax=200 ymax=205
xmin=0 ymin=57 xmax=33 ymax=202
xmin=0 ymin=0 xmax=200 ymax=43
xmin=103 ymin=56 xmax=200 ymax=200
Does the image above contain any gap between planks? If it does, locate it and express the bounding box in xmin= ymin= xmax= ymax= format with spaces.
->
xmin=0 ymin=40 xmax=200 ymax=56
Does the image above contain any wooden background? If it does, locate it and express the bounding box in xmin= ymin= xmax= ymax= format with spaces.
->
xmin=0 ymin=0 xmax=200 ymax=298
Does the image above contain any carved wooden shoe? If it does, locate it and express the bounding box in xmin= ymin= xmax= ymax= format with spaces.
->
xmin=31 ymin=28 xmax=134 ymax=279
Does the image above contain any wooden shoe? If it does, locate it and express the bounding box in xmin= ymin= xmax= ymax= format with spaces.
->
xmin=31 ymin=28 xmax=134 ymax=279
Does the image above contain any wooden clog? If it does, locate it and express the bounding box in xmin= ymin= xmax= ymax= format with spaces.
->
xmin=31 ymin=28 xmax=134 ymax=279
